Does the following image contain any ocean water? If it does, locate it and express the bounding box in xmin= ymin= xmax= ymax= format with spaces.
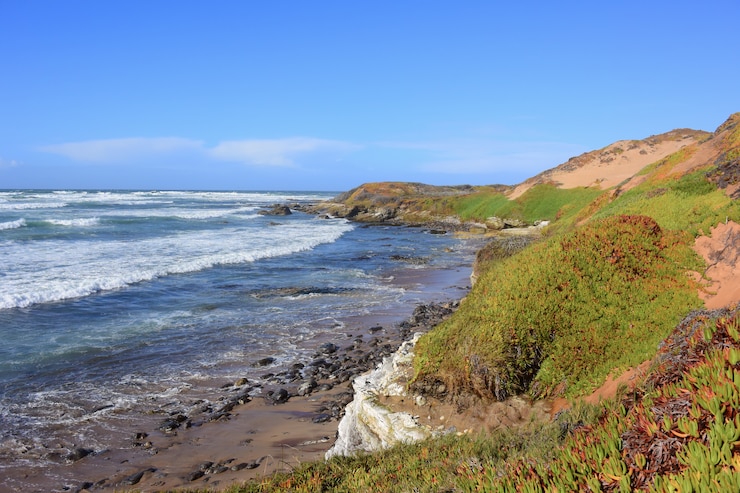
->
xmin=0 ymin=190 xmax=477 ymax=481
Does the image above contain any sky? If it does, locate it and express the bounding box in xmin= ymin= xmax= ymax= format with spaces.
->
xmin=1 ymin=1 xmax=738 ymax=192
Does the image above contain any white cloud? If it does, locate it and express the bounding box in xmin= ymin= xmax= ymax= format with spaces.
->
xmin=39 ymin=137 xmax=204 ymax=163
xmin=209 ymin=138 xmax=359 ymax=166
xmin=39 ymin=136 xmax=359 ymax=167
xmin=0 ymin=157 xmax=20 ymax=168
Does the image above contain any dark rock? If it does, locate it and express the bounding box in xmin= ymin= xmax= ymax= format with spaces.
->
xmin=66 ymin=447 xmax=94 ymax=463
xmin=187 ymin=470 xmax=205 ymax=482
xmin=264 ymin=388 xmax=290 ymax=405
xmin=297 ymin=379 xmax=317 ymax=396
xmin=318 ymin=342 xmax=339 ymax=355
xmin=336 ymin=392 xmax=355 ymax=406
xmin=503 ymin=218 xmax=527 ymax=228
xmin=132 ymin=432 xmax=150 ymax=447
xmin=400 ymin=302 xmax=457 ymax=330
xmin=312 ymin=413 xmax=332 ymax=423
xmin=207 ymin=411 xmax=231 ymax=422
xmin=329 ymin=403 xmax=344 ymax=418
xmin=255 ymin=356 xmax=276 ymax=367
xmin=335 ymin=370 xmax=352 ymax=383
xmin=389 ymin=255 xmax=430 ymax=265
xmin=258 ymin=204 xmax=292 ymax=216
xmin=90 ymin=404 xmax=114 ymax=414
xmin=120 ymin=468 xmax=156 ymax=486
xmin=344 ymin=205 xmax=365 ymax=218
xmin=158 ymin=414 xmax=188 ymax=433
xmin=309 ymin=357 xmax=331 ymax=368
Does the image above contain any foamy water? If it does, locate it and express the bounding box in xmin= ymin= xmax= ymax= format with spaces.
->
xmin=0 ymin=189 xmax=478 ymax=491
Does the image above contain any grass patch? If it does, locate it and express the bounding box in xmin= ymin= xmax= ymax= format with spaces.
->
xmin=445 ymin=184 xmax=603 ymax=227
xmin=449 ymin=190 xmax=514 ymax=221
xmin=596 ymin=167 xmax=740 ymax=236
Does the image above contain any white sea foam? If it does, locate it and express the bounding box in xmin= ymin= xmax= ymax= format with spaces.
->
xmin=41 ymin=190 xmax=333 ymax=206
xmin=0 ymin=202 xmax=68 ymax=210
xmin=0 ymin=219 xmax=354 ymax=310
xmin=45 ymin=217 xmax=100 ymax=227
xmin=98 ymin=205 xmax=259 ymax=220
xmin=0 ymin=218 xmax=26 ymax=230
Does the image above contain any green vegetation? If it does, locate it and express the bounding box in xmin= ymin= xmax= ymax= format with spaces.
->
xmin=443 ymin=184 xmax=603 ymax=227
xmin=446 ymin=189 xmax=512 ymax=220
xmin=488 ymin=310 xmax=740 ymax=492
xmin=595 ymin=167 xmax=739 ymax=236
xmin=413 ymin=215 xmax=703 ymax=400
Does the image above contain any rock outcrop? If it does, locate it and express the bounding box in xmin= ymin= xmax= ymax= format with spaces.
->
xmin=258 ymin=204 xmax=292 ymax=216
xmin=326 ymin=334 xmax=431 ymax=459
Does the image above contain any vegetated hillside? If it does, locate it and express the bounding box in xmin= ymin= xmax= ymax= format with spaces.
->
xmin=228 ymin=114 xmax=739 ymax=492
xmin=309 ymin=125 xmax=712 ymax=231
xmin=412 ymin=113 xmax=740 ymax=403
xmin=412 ymin=214 xmax=704 ymax=402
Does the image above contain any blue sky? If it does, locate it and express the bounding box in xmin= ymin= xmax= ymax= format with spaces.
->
xmin=1 ymin=1 xmax=738 ymax=191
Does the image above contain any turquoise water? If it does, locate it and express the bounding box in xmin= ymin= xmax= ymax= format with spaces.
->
xmin=0 ymin=190 xmax=476 ymax=477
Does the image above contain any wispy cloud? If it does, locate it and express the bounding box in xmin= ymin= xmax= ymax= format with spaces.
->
xmin=39 ymin=137 xmax=359 ymax=167
xmin=37 ymin=134 xmax=585 ymax=185
xmin=209 ymin=138 xmax=359 ymax=166
xmin=0 ymin=156 xmax=20 ymax=168
xmin=378 ymin=138 xmax=585 ymax=176
xmin=39 ymin=137 xmax=204 ymax=163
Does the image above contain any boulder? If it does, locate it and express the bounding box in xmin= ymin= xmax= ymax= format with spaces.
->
xmin=258 ymin=204 xmax=292 ymax=216
xmin=503 ymin=218 xmax=527 ymax=228
xmin=485 ymin=216 xmax=505 ymax=230
xmin=264 ymin=388 xmax=290 ymax=405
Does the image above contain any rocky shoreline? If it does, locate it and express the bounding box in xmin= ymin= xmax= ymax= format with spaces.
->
xmin=61 ymin=299 xmax=463 ymax=492
xmin=10 ymin=201 xmax=491 ymax=493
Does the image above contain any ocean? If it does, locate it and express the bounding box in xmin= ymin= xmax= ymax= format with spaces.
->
xmin=0 ymin=190 xmax=478 ymax=488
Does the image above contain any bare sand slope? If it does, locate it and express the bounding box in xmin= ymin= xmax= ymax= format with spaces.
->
xmin=509 ymin=130 xmax=705 ymax=199
xmin=695 ymin=220 xmax=740 ymax=310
